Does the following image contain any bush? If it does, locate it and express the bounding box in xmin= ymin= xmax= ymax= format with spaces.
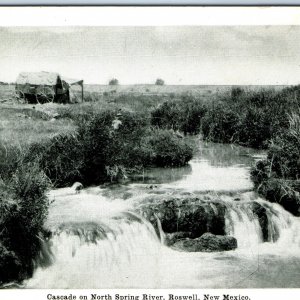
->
xmin=23 ymin=134 xmax=84 ymax=187
xmin=0 ymin=145 xmax=24 ymax=182
xmin=108 ymin=78 xmax=119 ymax=85
xmin=202 ymin=102 xmax=240 ymax=143
xmin=0 ymin=242 xmax=22 ymax=283
xmin=11 ymin=163 xmax=51 ymax=233
xmin=0 ymin=162 xmax=50 ymax=283
xmin=251 ymin=112 xmax=300 ymax=215
xmin=231 ymin=87 xmax=245 ymax=99
xmin=151 ymin=96 xmax=207 ymax=135
xmin=75 ymin=109 xmax=151 ymax=183
xmin=237 ymin=106 xmax=272 ymax=148
xmin=2 ymin=108 xmax=195 ymax=189
xmin=144 ymin=129 xmax=193 ymax=167
xmin=155 ymin=78 xmax=165 ymax=86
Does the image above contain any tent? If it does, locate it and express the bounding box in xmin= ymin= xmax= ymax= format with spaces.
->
xmin=15 ymin=71 xmax=84 ymax=104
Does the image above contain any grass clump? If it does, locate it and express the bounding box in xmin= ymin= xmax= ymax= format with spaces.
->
xmin=24 ymin=134 xmax=84 ymax=187
xmin=144 ymin=129 xmax=193 ymax=167
xmin=202 ymin=102 xmax=240 ymax=144
xmin=151 ymin=95 xmax=207 ymax=135
xmin=251 ymin=112 xmax=300 ymax=215
xmin=0 ymin=162 xmax=50 ymax=284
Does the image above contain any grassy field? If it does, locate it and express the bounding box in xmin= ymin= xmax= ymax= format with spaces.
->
xmin=0 ymin=83 xmax=288 ymax=148
xmin=0 ymin=104 xmax=75 ymax=147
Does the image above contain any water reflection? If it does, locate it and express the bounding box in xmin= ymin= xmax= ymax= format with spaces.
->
xmin=198 ymin=141 xmax=265 ymax=167
xmin=132 ymin=140 xmax=265 ymax=192
xmin=130 ymin=164 xmax=192 ymax=184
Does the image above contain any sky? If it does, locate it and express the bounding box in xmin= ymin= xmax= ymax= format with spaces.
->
xmin=1 ymin=26 xmax=300 ymax=85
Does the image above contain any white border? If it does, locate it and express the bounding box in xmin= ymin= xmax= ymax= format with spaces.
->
xmin=1 ymin=289 xmax=300 ymax=300
xmin=0 ymin=7 xmax=300 ymax=26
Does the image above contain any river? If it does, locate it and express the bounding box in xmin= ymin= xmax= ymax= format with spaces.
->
xmin=26 ymin=140 xmax=300 ymax=288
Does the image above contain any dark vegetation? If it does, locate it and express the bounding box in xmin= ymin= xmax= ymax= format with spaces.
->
xmin=108 ymin=78 xmax=119 ymax=86
xmin=202 ymin=87 xmax=298 ymax=149
xmin=0 ymin=163 xmax=50 ymax=283
xmin=151 ymin=86 xmax=299 ymax=149
xmin=251 ymin=112 xmax=300 ymax=216
xmin=151 ymin=95 xmax=207 ymax=134
xmin=155 ymin=78 xmax=165 ymax=86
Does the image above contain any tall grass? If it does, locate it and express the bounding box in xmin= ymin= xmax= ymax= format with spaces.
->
xmin=202 ymin=87 xmax=300 ymax=149
xmin=151 ymin=95 xmax=207 ymax=135
xmin=251 ymin=111 xmax=300 ymax=215
xmin=0 ymin=162 xmax=50 ymax=283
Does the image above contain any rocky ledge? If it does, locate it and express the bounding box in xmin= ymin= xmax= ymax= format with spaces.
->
xmin=171 ymin=233 xmax=237 ymax=252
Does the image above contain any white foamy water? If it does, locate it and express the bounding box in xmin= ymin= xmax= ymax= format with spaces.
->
xmin=26 ymin=188 xmax=300 ymax=288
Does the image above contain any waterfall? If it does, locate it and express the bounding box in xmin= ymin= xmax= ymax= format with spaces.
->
xmin=225 ymin=199 xmax=300 ymax=251
xmin=27 ymin=217 xmax=163 ymax=288
xmin=25 ymin=188 xmax=300 ymax=289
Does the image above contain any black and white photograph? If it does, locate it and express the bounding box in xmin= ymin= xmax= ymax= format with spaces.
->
xmin=0 ymin=7 xmax=300 ymax=292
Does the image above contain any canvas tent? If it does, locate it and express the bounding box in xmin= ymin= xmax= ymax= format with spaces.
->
xmin=15 ymin=71 xmax=84 ymax=104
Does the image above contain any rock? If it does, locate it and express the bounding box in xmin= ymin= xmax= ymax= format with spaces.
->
xmin=172 ymin=233 xmax=237 ymax=252
xmin=251 ymin=202 xmax=269 ymax=242
xmin=52 ymin=113 xmax=60 ymax=119
xmin=140 ymin=196 xmax=227 ymax=238
xmin=257 ymin=178 xmax=300 ymax=217
xmin=72 ymin=182 xmax=84 ymax=193
xmin=165 ymin=231 xmax=193 ymax=246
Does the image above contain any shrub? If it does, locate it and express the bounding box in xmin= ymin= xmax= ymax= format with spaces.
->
xmin=76 ymin=109 xmax=151 ymax=184
xmin=24 ymin=134 xmax=84 ymax=187
xmin=155 ymin=78 xmax=165 ymax=86
xmin=108 ymin=78 xmax=119 ymax=85
xmin=237 ymin=107 xmax=272 ymax=148
xmin=0 ymin=162 xmax=50 ymax=283
xmin=144 ymin=129 xmax=193 ymax=167
xmin=231 ymin=87 xmax=245 ymax=99
xmin=11 ymin=163 xmax=51 ymax=233
xmin=151 ymin=96 xmax=207 ymax=135
xmin=251 ymin=112 xmax=300 ymax=215
xmin=0 ymin=145 xmax=24 ymax=182
xmin=0 ymin=242 xmax=22 ymax=283
xmin=202 ymin=102 xmax=240 ymax=143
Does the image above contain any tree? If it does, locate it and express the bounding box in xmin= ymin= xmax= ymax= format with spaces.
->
xmin=109 ymin=78 xmax=119 ymax=85
xmin=155 ymin=78 xmax=165 ymax=86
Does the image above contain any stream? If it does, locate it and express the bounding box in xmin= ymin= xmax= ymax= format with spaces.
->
xmin=26 ymin=141 xmax=300 ymax=288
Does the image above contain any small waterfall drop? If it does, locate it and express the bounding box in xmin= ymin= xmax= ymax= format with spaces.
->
xmin=28 ymin=217 xmax=163 ymax=288
xmin=224 ymin=198 xmax=300 ymax=251
xmin=26 ymin=181 xmax=300 ymax=288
